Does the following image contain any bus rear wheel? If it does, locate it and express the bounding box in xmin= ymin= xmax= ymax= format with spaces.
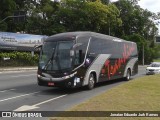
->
xmin=87 ymin=73 xmax=95 ymax=90
xmin=125 ymin=69 xmax=131 ymax=81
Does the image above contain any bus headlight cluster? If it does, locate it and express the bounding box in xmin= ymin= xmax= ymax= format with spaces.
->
xmin=74 ymin=77 xmax=80 ymax=86
xmin=62 ymin=72 xmax=77 ymax=80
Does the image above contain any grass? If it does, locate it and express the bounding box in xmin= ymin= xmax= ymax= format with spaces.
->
xmin=50 ymin=74 xmax=160 ymax=120
xmin=153 ymin=59 xmax=160 ymax=62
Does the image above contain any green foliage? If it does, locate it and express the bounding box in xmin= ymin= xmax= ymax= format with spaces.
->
xmin=56 ymin=0 xmax=121 ymax=34
xmin=0 ymin=52 xmax=39 ymax=67
xmin=114 ymin=0 xmax=157 ymax=38
xmin=56 ymin=74 xmax=160 ymax=117
xmin=114 ymin=0 xmax=160 ymax=64
xmin=0 ymin=0 xmax=16 ymax=31
xmin=0 ymin=0 xmax=160 ymax=64
xmin=154 ymin=58 xmax=160 ymax=62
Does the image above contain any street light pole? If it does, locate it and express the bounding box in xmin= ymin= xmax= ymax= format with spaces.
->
xmin=0 ymin=15 xmax=25 ymax=23
xmin=109 ymin=21 xmax=110 ymax=36
xmin=142 ymin=44 xmax=144 ymax=66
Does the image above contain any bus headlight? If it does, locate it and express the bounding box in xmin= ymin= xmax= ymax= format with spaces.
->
xmin=62 ymin=72 xmax=77 ymax=80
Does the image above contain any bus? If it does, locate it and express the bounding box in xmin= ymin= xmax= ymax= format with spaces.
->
xmin=37 ymin=32 xmax=138 ymax=89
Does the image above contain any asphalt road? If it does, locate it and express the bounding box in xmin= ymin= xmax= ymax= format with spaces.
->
xmin=0 ymin=66 xmax=146 ymax=119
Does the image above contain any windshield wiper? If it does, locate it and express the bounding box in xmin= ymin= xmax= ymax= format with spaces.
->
xmin=43 ymin=48 xmax=56 ymax=70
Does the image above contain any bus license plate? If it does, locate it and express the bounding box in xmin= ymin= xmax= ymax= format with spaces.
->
xmin=48 ymin=82 xmax=54 ymax=86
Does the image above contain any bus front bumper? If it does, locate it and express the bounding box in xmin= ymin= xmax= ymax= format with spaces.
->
xmin=37 ymin=72 xmax=82 ymax=88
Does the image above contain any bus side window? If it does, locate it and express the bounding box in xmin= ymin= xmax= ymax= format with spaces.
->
xmin=75 ymin=36 xmax=90 ymax=65
xmin=100 ymin=39 xmax=113 ymax=55
xmin=88 ymin=38 xmax=101 ymax=57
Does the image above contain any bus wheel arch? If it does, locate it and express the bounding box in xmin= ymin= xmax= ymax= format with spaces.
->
xmin=87 ymin=72 xmax=97 ymax=90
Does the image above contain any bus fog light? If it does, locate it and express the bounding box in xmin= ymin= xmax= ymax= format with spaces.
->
xmin=68 ymin=82 xmax=71 ymax=86
xmin=74 ymin=77 xmax=80 ymax=83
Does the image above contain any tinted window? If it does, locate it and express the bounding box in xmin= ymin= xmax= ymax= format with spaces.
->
xmin=75 ymin=36 xmax=90 ymax=64
xmin=89 ymin=38 xmax=101 ymax=55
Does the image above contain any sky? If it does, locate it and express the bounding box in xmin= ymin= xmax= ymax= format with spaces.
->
xmin=138 ymin=0 xmax=160 ymax=13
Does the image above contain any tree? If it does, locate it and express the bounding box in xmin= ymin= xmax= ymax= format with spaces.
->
xmin=101 ymin=0 xmax=110 ymax=4
xmin=56 ymin=0 xmax=121 ymax=34
xmin=114 ymin=0 xmax=158 ymax=37
xmin=24 ymin=0 xmax=60 ymax=35
xmin=113 ymin=0 xmax=159 ymax=64
xmin=0 ymin=0 xmax=16 ymax=31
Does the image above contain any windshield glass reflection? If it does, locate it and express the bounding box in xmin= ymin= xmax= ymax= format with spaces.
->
xmin=39 ymin=41 xmax=74 ymax=70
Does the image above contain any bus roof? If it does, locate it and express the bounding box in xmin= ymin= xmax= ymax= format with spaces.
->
xmin=45 ymin=31 xmax=135 ymax=44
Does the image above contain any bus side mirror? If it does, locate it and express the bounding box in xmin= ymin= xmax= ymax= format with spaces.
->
xmin=84 ymin=58 xmax=91 ymax=67
xmin=78 ymin=50 xmax=83 ymax=63
xmin=34 ymin=45 xmax=42 ymax=51
xmin=74 ymin=50 xmax=83 ymax=65
xmin=73 ymin=43 xmax=82 ymax=48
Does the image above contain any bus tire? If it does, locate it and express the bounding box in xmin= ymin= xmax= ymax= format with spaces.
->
xmin=125 ymin=69 xmax=131 ymax=81
xmin=37 ymin=78 xmax=43 ymax=86
xmin=87 ymin=73 xmax=95 ymax=90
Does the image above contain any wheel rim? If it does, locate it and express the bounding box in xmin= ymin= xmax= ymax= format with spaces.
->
xmin=127 ymin=71 xmax=130 ymax=80
xmin=89 ymin=75 xmax=95 ymax=88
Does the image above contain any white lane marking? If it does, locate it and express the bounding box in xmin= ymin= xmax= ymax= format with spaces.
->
xmin=0 ymin=91 xmax=40 ymax=102
xmin=0 ymin=89 xmax=16 ymax=93
xmin=11 ymin=74 xmax=35 ymax=78
xmin=33 ymin=94 xmax=67 ymax=106
xmin=0 ymin=74 xmax=36 ymax=81
xmin=0 ymin=70 xmax=36 ymax=74
xmin=14 ymin=94 xmax=67 ymax=111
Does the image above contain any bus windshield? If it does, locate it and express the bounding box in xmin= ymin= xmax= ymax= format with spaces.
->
xmin=39 ymin=41 xmax=74 ymax=71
